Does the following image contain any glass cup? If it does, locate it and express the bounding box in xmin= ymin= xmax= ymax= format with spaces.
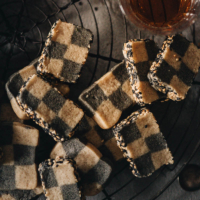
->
xmin=118 ymin=0 xmax=200 ymax=35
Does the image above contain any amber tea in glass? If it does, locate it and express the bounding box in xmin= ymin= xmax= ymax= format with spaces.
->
xmin=119 ymin=0 xmax=200 ymax=35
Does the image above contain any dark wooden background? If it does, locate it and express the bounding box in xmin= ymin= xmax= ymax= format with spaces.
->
xmin=1 ymin=0 xmax=200 ymax=199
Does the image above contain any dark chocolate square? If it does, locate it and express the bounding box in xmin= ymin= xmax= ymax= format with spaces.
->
xmin=156 ymin=60 xmax=176 ymax=84
xmin=20 ymin=89 xmax=41 ymax=111
xmin=109 ymin=88 xmax=132 ymax=111
xmin=112 ymin=62 xmax=129 ymax=84
xmin=145 ymin=40 xmax=159 ymax=61
xmin=61 ymin=184 xmax=80 ymax=200
xmin=49 ymin=41 xmax=68 ymax=59
xmin=81 ymin=84 xmax=108 ymax=112
xmin=145 ymin=133 xmax=167 ymax=153
xmin=50 ymin=116 xmax=72 ymax=138
xmin=170 ymin=35 xmax=190 ymax=57
xmin=95 ymin=126 xmax=113 ymax=142
xmin=42 ymin=88 xmax=65 ymax=114
xmin=135 ymin=61 xmax=151 ymax=82
xmin=13 ymin=145 xmax=35 ymax=165
xmin=120 ymin=122 xmax=141 ymax=144
xmin=71 ymin=26 xmax=91 ymax=48
xmin=0 ymin=165 xmax=15 ymax=189
xmin=177 ymin=62 xmax=194 ymax=86
xmin=61 ymin=59 xmax=82 ymax=81
xmin=42 ymin=167 xmax=58 ymax=189
xmin=62 ymin=138 xmax=85 ymax=159
xmin=134 ymin=152 xmax=155 ymax=176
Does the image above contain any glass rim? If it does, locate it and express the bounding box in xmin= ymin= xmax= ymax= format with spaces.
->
xmin=118 ymin=0 xmax=200 ymax=35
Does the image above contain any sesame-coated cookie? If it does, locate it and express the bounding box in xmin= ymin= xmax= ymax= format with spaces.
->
xmin=113 ymin=108 xmax=173 ymax=177
xmin=37 ymin=19 xmax=93 ymax=83
xmin=123 ymin=39 xmax=166 ymax=106
xmin=79 ymin=61 xmax=136 ymax=129
xmin=148 ymin=34 xmax=200 ymax=101
xmin=16 ymin=74 xmax=83 ymax=142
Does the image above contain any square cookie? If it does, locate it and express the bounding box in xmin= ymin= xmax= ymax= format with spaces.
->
xmin=0 ymin=122 xmax=39 ymax=190
xmin=37 ymin=19 xmax=93 ymax=83
xmin=148 ymin=34 xmax=200 ymax=101
xmin=50 ymin=138 xmax=113 ymax=196
xmin=6 ymin=58 xmax=70 ymax=120
xmin=16 ymin=74 xmax=83 ymax=142
xmin=79 ymin=61 xmax=136 ymax=129
xmin=38 ymin=157 xmax=84 ymax=200
xmin=113 ymin=108 xmax=173 ymax=177
xmin=123 ymin=39 xmax=166 ymax=106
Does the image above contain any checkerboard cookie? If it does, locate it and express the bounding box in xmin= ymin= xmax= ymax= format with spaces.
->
xmin=38 ymin=157 xmax=84 ymax=200
xmin=0 ymin=122 xmax=39 ymax=190
xmin=76 ymin=115 xmax=124 ymax=162
xmin=123 ymin=39 xmax=166 ymax=106
xmin=113 ymin=108 xmax=173 ymax=177
xmin=37 ymin=19 xmax=93 ymax=83
xmin=50 ymin=138 xmax=113 ymax=196
xmin=79 ymin=61 xmax=136 ymax=129
xmin=148 ymin=34 xmax=200 ymax=101
xmin=0 ymin=186 xmax=43 ymax=200
xmin=16 ymin=74 xmax=83 ymax=142
xmin=6 ymin=59 xmax=70 ymax=120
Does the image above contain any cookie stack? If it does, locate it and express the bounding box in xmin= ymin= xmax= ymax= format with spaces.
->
xmin=0 ymin=18 xmax=200 ymax=200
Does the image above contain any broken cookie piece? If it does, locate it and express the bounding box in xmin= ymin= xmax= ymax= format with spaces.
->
xmin=0 ymin=122 xmax=39 ymax=190
xmin=16 ymin=74 xmax=83 ymax=142
xmin=148 ymin=34 xmax=200 ymax=101
xmin=38 ymin=157 xmax=84 ymax=200
xmin=50 ymin=138 xmax=113 ymax=196
xmin=6 ymin=59 xmax=70 ymax=120
xmin=76 ymin=115 xmax=124 ymax=163
xmin=123 ymin=39 xmax=166 ymax=106
xmin=37 ymin=19 xmax=93 ymax=83
xmin=79 ymin=61 xmax=136 ymax=129
xmin=113 ymin=108 xmax=173 ymax=177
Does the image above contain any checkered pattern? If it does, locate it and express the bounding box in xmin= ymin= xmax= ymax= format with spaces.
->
xmin=123 ymin=39 xmax=166 ymax=106
xmin=17 ymin=74 xmax=83 ymax=142
xmin=79 ymin=61 xmax=136 ymax=129
xmin=113 ymin=108 xmax=173 ymax=177
xmin=6 ymin=59 xmax=70 ymax=120
xmin=50 ymin=138 xmax=113 ymax=196
xmin=6 ymin=59 xmax=38 ymax=120
xmin=0 ymin=186 xmax=43 ymax=200
xmin=76 ymin=115 xmax=124 ymax=162
xmin=38 ymin=157 xmax=84 ymax=200
xmin=148 ymin=34 xmax=200 ymax=101
xmin=37 ymin=19 xmax=93 ymax=83
xmin=0 ymin=122 xmax=39 ymax=190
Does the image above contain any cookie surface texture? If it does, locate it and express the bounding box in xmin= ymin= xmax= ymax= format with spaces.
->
xmin=79 ymin=61 xmax=136 ymax=129
xmin=17 ymin=74 xmax=83 ymax=142
xmin=37 ymin=19 xmax=93 ymax=83
xmin=148 ymin=34 xmax=200 ymax=101
xmin=113 ymin=108 xmax=173 ymax=177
